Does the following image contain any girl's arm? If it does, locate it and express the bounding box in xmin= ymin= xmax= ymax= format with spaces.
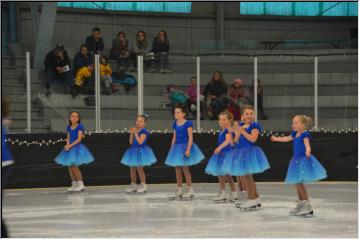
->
xmin=68 ymin=130 xmax=84 ymax=148
xmin=214 ymin=133 xmax=232 ymax=154
xmin=129 ymin=132 xmax=134 ymax=145
xmin=233 ymin=122 xmax=241 ymax=143
xmin=185 ymin=127 xmax=193 ymax=157
xmin=171 ymin=132 xmax=176 ymax=147
xmin=66 ymin=132 xmax=70 ymax=145
xmin=133 ymin=132 xmax=146 ymax=145
xmin=270 ymin=135 xmax=293 ymax=142
xmin=303 ymin=137 xmax=311 ymax=158
xmin=239 ymin=128 xmax=259 ymax=143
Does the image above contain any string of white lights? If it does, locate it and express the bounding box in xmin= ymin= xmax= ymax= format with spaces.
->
xmin=5 ymin=128 xmax=357 ymax=147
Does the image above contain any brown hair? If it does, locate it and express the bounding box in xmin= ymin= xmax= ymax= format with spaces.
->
xmin=219 ymin=110 xmax=234 ymax=124
xmin=68 ymin=111 xmax=81 ymax=126
xmin=295 ymin=114 xmax=313 ymax=129
xmin=174 ymin=104 xmax=187 ymax=114
xmin=241 ymin=104 xmax=255 ymax=115
xmin=138 ymin=114 xmax=148 ymax=122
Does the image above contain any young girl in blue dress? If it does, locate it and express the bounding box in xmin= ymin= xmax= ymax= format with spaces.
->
xmin=231 ymin=105 xmax=270 ymax=210
xmin=165 ymin=105 xmax=205 ymax=200
xmin=205 ymin=111 xmax=239 ymax=203
xmin=121 ymin=115 xmax=157 ymax=194
xmin=271 ymin=115 xmax=327 ymax=216
xmin=54 ymin=111 xmax=94 ymax=192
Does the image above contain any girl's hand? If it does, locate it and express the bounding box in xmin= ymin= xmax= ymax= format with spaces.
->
xmin=130 ymin=127 xmax=136 ymax=133
xmin=214 ymin=147 xmax=221 ymax=154
xmin=185 ymin=149 xmax=190 ymax=157
xmin=270 ymin=136 xmax=277 ymax=142
xmin=238 ymin=127 xmax=245 ymax=134
xmin=234 ymin=121 xmax=239 ymax=131
xmin=305 ymin=151 xmax=311 ymax=159
xmin=64 ymin=144 xmax=71 ymax=151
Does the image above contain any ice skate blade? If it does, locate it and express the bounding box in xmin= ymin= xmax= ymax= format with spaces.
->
xmin=295 ymin=211 xmax=314 ymax=217
xmin=135 ymin=191 xmax=147 ymax=195
xmin=181 ymin=195 xmax=194 ymax=201
xmin=239 ymin=205 xmax=258 ymax=211
xmin=125 ymin=191 xmax=137 ymax=195
xmin=70 ymin=189 xmax=85 ymax=193
xmin=168 ymin=196 xmax=182 ymax=201
xmin=213 ymin=199 xmax=227 ymax=203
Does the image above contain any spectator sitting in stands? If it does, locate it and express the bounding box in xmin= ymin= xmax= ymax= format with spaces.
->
xmin=85 ymin=26 xmax=104 ymax=56
xmin=110 ymin=31 xmax=131 ymax=72
xmin=228 ymin=78 xmax=251 ymax=120
xmin=249 ymin=78 xmax=268 ymax=120
xmin=43 ymin=44 xmax=72 ymax=97
xmin=100 ymin=56 xmax=117 ymax=95
xmin=152 ymin=30 xmax=171 ymax=74
xmin=130 ymin=30 xmax=154 ymax=73
xmin=166 ymin=84 xmax=194 ymax=118
xmin=186 ymin=76 xmax=204 ymax=119
xmin=203 ymin=71 xmax=229 ymax=120
xmin=71 ymin=45 xmax=94 ymax=98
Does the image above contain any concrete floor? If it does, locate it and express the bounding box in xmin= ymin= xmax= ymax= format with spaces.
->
xmin=2 ymin=182 xmax=358 ymax=238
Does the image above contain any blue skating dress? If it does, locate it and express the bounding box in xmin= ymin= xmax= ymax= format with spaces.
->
xmin=54 ymin=123 xmax=94 ymax=166
xmin=205 ymin=128 xmax=236 ymax=176
xmin=2 ymin=122 xmax=14 ymax=167
xmin=121 ymin=128 xmax=157 ymax=167
xmin=285 ymin=131 xmax=327 ymax=184
xmin=230 ymin=122 xmax=270 ymax=176
xmin=165 ymin=120 xmax=204 ymax=167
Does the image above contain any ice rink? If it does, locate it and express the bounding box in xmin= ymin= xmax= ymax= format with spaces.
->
xmin=2 ymin=182 xmax=358 ymax=238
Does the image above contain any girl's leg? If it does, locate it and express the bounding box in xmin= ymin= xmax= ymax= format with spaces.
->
xmin=297 ymin=183 xmax=309 ymax=200
xmin=250 ymin=175 xmax=259 ymax=198
xmin=218 ymin=176 xmax=226 ymax=190
xmin=175 ymin=167 xmax=183 ymax=187
xmin=136 ymin=167 xmax=146 ymax=184
xmin=236 ymin=176 xmax=243 ymax=191
xmin=226 ymin=175 xmax=236 ymax=192
xmin=73 ymin=166 xmax=83 ymax=181
xmin=182 ymin=166 xmax=192 ymax=187
xmin=245 ymin=175 xmax=256 ymax=200
xmin=295 ymin=184 xmax=302 ymax=200
xmin=68 ymin=166 xmax=76 ymax=181
xmin=130 ymin=167 xmax=137 ymax=184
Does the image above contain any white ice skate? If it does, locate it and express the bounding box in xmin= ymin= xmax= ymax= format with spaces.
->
xmin=168 ymin=188 xmax=182 ymax=200
xmin=67 ymin=181 xmax=77 ymax=192
xmin=125 ymin=183 xmax=137 ymax=194
xmin=295 ymin=200 xmax=314 ymax=217
xmin=182 ymin=187 xmax=194 ymax=201
xmin=256 ymin=198 xmax=261 ymax=208
xmin=239 ymin=199 xmax=258 ymax=210
xmin=289 ymin=200 xmax=302 ymax=215
xmin=72 ymin=181 xmax=85 ymax=192
xmin=235 ymin=191 xmax=247 ymax=208
xmin=136 ymin=183 xmax=147 ymax=194
xmin=213 ymin=190 xmax=227 ymax=203
xmin=228 ymin=191 xmax=240 ymax=202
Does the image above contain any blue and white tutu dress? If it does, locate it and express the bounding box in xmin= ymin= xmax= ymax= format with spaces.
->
xmin=121 ymin=128 xmax=157 ymax=167
xmin=54 ymin=123 xmax=94 ymax=166
xmin=285 ymin=131 xmax=327 ymax=184
xmin=230 ymin=122 xmax=270 ymax=176
xmin=2 ymin=121 xmax=14 ymax=167
xmin=205 ymin=128 xmax=236 ymax=176
xmin=165 ymin=120 xmax=204 ymax=167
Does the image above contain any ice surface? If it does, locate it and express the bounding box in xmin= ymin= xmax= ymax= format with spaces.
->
xmin=2 ymin=182 xmax=358 ymax=238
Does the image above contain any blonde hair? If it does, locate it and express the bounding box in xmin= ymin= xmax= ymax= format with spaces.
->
xmin=241 ymin=104 xmax=255 ymax=115
xmin=219 ymin=110 xmax=234 ymax=124
xmin=295 ymin=114 xmax=313 ymax=129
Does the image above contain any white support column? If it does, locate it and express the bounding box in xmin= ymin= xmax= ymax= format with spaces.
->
xmin=137 ymin=55 xmax=144 ymax=115
xmin=314 ymin=56 xmax=318 ymax=129
xmin=254 ymin=57 xmax=258 ymax=122
xmin=196 ymin=57 xmax=201 ymax=132
xmin=26 ymin=52 xmax=31 ymax=133
xmin=94 ymin=54 xmax=101 ymax=131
